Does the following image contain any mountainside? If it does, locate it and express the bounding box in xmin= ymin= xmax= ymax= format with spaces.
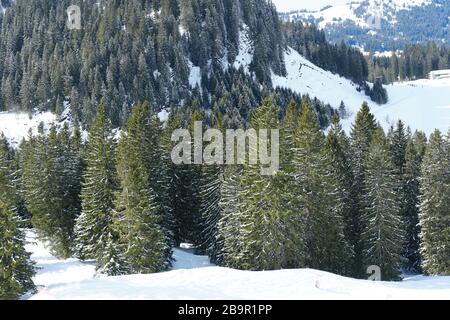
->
xmin=0 ymin=0 xmax=380 ymax=130
xmin=0 ymin=0 xmax=287 ymax=128
xmin=279 ymin=0 xmax=450 ymax=51
xmin=271 ymin=47 xmax=450 ymax=135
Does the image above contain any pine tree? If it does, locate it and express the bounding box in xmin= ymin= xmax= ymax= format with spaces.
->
xmin=362 ymin=129 xmax=405 ymax=281
xmin=349 ymin=102 xmax=378 ymax=277
xmin=0 ymin=201 xmax=36 ymax=299
xmin=325 ymin=114 xmax=355 ymax=275
xmin=21 ymin=124 xmax=81 ymax=259
xmin=278 ymin=100 xmax=306 ymax=269
xmin=388 ymin=121 xmax=422 ymax=272
xmin=115 ymin=102 xmax=171 ymax=274
xmin=199 ymin=113 xmax=224 ymax=264
xmin=419 ymin=130 xmax=450 ymax=275
xmin=74 ymin=105 xmax=122 ymax=274
xmin=219 ymin=98 xmax=285 ymax=270
xmin=0 ymin=137 xmax=35 ymax=299
xmin=403 ymin=138 xmax=423 ymax=272
xmin=292 ymin=101 xmax=349 ymax=274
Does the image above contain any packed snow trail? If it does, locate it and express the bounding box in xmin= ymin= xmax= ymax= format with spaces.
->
xmin=25 ymin=232 xmax=450 ymax=300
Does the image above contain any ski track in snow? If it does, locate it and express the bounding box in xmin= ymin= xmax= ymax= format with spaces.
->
xmin=24 ymin=232 xmax=450 ymax=300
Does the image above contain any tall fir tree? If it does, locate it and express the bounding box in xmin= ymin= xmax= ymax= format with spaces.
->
xmin=0 ymin=136 xmax=35 ymax=299
xmin=278 ymin=100 xmax=306 ymax=269
xmin=74 ymin=105 xmax=122 ymax=274
xmin=403 ymin=138 xmax=423 ymax=272
xmin=292 ymin=101 xmax=350 ymax=274
xmin=199 ymin=112 xmax=225 ymax=264
xmin=21 ymin=124 xmax=82 ymax=259
xmin=362 ymin=129 xmax=405 ymax=281
xmin=115 ymin=102 xmax=171 ymax=274
xmin=325 ymin=114 xmax=355 ymax=275
xmin=219 ymin=98 xmax=285 ymax=270
xmin=419 ymin=130 xmax=450 ymax=275
xmin=349 ymin=102 xmax=378 ymax=277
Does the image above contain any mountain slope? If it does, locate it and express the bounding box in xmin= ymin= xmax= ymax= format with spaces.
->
xmin=278 ymin=0 xmax=449 ymax=51
xmin=271 ymin=47 xmax=450 ymax=135
xmin=0 ymin=0 xmax=287 ymax=127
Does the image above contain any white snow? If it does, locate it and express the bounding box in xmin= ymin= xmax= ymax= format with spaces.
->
xmin=0 ymin=111 xmax=58 ymax=148
xmin=272 ymin=47 xmax=450 ymax=136
xmin=233 ymin=24 xmax=254 ymax=75
xmin=157 ymin=109 xmax=170 ymax=123
xmin=188 ymin=61 xmax=202 ymax=89
xmin=24 ymin=231 xmax=450 ymax=300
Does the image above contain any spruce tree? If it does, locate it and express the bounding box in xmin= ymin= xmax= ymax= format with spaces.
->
xmin=362 ymin=129 xmax=405 ymax=281
xmin=0 ymin=137 xmax=35 ymax=299
xmin=403 ymin=139 xmax=423 ymax=272
xmin=74 ymin=105 xmax=122 ymax=274
xmin=21 ymin=124 xmax=81 ymax=259
xmin=115 ymin=102 xmax=171 ymax=274
xmin=325 ymin=114 xmax=355 ymax=275
xmin=0 ymin=201 xmax=36 ymax=299
xmin=219 ymin=98 xmax=284 ymax=270
xmin=292 ymin=101 xmax=350 ymax=274
xmin=349 ymin=102 xmax=378 ymax=277
xmin=278 ymin=100 xmax=306 ymax=269
xmin=199 ymin=113 xmax=224 ymax=264
xmin=419 ymin=130 xmax=450 ymax=275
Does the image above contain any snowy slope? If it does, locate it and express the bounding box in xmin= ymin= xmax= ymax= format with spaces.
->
xmin=0 ymin=111 xmax=58 ymax=148
xmin=272 ymin=47 xmax=450 ymax=135
xmin=24 ymin=231 xmax=450 ymax=300
xmin=278 ymin=0 xmax=431 ymax=29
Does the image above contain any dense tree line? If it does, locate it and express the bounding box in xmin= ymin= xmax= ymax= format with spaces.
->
xmin=283 ymin=21 xmax=369 ymax=85
xmin=368 ymin=42 xmax=450 ymax=84
xmin=0 ymin=0 xmax=385 ymax=129
xmin=1 ymin=98 xmax=449 ymax=299
xmin=0 ymin=0 xmax=289 ymax=127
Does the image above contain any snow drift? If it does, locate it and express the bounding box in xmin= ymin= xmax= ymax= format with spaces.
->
xmin=25 ymin=232 xmax=450 ymax=300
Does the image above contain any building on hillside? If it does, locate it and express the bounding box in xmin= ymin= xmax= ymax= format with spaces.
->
xmin=429 ymin=69 xmax=450 ymax=80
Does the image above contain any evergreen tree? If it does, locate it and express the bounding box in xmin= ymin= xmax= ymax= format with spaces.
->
xmin=325 ymin=114 xmax=355 ymax=275
xmin=0 ymin=201 xmax=36 ymax=299
xmin=21 ymin=124 xmax=81 ymax=259
xmin=349 ymin=102 xmax=378 ymax=277
xmin=74 ymin=105 xmax=121 ymax=274
xmin=419 ymin=130 xmax=450 ymax=275
xmin=115 ymin=102 xmax=171 ymax=274
xmin=292 ymin=101 xmax=350 ymax=274
xmin=219 ymin=98 xmax=285 ymax=270
xmin=0 ymin=137 xmax=35 ymax=299
xmin=403 ymin=138 xmax=423 ymax=272
xmin=278 ymin=100 xmax=306 ymax=269
xmin=199 ymin=113 xmax=224 ymax=263
xmin=362 ymin=129 xmax=405 ymax=281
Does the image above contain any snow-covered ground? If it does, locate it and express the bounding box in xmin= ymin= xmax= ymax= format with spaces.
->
xmin=0 ymin=111 xmax=58 ymax=148
xmin=272 ymin=47 xmax=450 ymax=135
xmin=24 ymin=232 xmax=450 ymax=300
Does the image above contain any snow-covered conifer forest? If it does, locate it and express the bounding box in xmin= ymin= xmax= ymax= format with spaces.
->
xmin=0 ymin=0 xmax=449 ymax=300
